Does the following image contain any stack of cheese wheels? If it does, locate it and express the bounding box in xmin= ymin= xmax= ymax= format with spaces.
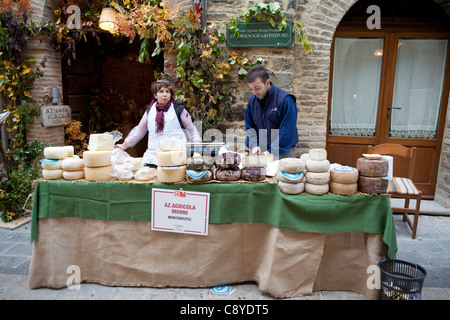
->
xmin=241 ymin=154 xmax=267 ymax=182
xmin=62 ymin=157 xmax=85 ymax=180
xmin=41 ymin=146 xmax=76 ymax=179
xmin=83 ymin=133 xmax=114 ymax=181
xmin=356 ymin=156 xmax=389 ymax=193
xmin=215 ymin=151 xmax=241 ymax=181
xmin=330 ymin=166 xmax=359 ymax=195
xmin=305 ymin=148 xmax=330 ymax=195
xmin=277 ymin=158 xmax=305 ymax=194
xmin=156 ymin=138 xmax=187 ymax=183
xmin=186 ymin=154 xmax=214 ymax=184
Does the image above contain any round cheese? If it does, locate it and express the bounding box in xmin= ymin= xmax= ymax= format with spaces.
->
xmin=43 ymin=169 xmax=63 ymax=180
xmin=330 ymin=181 xmax=358 ymax=195
xmin=278 ymin=181 xmax=305 ymax=195
xmin=157 ymin=165 xmax=186 ymax=183
xmin=305 ymin=159 xmax=330 ymax=173
xmin=242 ymin=167 xmax=267 ymax=181
xmin=279 ymin=158 xmax=305 ymax=173
xmin=44 ymin=147 xmax=69 ymax=160
xmin=186 ymin=169 xmax=213 ymax=183
xmin=305 ymin=171 xmax=330 ymax=185
xmin=277 ymin=171 xmax=304 ymax=184
xmin=358 ymin=176 xmax=388 ymax=194
xmin=63 ymin=170 xmax=84 ymax=180
xmin=84 ymin=165 xmax=114 ymax=181
xmin=61 ymin=158 xmax=84 ymax=171
xmin=305 ymin=182 xmax=329 ymax=195
xmin=135 ymin=167 xmax=156 ymax=181
xmin=88 ymin=133 xmax=114 ymax=151
xmin=41 ymin=159 xmax=63 ymax=170
xmin=356 ymin=157 xmax=388 ymax=177
xmin=156 ymin=150 xmax=186 ymax=167
xmin=83 ymin=150 xmax=112 ymax=167
xmin=64 ymin=145 xmax=74 ymax=157
xmin=215 ymin=152 xmax=241 ymax=169
xmin=309 ymin=148 xmax=327 ymax=161
xmin=330 ymin=166 xmax=359 ymax=184
xmin=215 ymin=168 xmax=241 ymax=181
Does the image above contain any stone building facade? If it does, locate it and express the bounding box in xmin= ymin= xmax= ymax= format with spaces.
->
xmin=21 ymin=0 xmax=450 ymax=207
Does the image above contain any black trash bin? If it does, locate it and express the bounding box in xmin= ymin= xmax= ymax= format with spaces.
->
xmin=378 ymin=259 xmax=427 ymax=300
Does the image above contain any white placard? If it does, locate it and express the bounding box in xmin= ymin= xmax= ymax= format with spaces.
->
xmin=151 ymin=188 xmax=210 ymax=236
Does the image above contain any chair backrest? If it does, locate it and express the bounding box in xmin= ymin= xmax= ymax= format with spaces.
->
xmin=367 ymin=143 xmax=417 ymax=180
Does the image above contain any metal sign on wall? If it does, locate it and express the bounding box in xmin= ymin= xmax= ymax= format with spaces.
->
xmin=226 ymin=21 xmax=293 ymax=48
xmin=40 ymin=105 xmax=71 ymax=127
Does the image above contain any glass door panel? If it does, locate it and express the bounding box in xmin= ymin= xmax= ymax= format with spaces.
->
xmin=390 ymin=39 xmax=449 ymax=139
xmin=330 ymin=37 xmax=384 ymax=137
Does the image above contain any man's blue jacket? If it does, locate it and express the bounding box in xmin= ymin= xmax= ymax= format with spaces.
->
xmin=245 ymin=82 xmax=299 ymax=156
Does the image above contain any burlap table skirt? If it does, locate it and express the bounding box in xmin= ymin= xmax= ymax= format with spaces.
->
xmin=29 ymin=217 xmax=386 ymax=299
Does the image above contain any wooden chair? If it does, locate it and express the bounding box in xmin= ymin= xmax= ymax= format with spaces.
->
xmin=367 ymin=143 xmax=422 ymax=239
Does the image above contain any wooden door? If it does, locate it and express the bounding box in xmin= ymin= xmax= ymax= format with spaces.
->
xmin=327 ymin=26 xmax=450 ymax=198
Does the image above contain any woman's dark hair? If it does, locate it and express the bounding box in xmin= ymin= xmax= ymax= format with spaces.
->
xmin=244 ymin=65 xmax=270 ymax=83
xmin=151 ymin=80 xmax=175 ymax=97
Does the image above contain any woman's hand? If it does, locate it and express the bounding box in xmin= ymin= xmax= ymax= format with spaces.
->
xmin=115 ymin=142 xmax=129 ymax=151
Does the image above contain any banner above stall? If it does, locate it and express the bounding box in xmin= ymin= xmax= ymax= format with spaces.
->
xmin=226 ymin=21 xmax=293 ymax=48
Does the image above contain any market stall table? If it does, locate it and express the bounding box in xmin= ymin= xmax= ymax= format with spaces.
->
xmin=29 ymin=179 xmax=397 ymax=299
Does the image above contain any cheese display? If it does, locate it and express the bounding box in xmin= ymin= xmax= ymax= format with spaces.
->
xmin=156 ymin=149 xmax=186 ymax=167
xmin=241 ymin=154 xmax=270 ymax=168
xmin=358 ymin=176 xmax=388 ymax=194
xmin=84 ymin=165 xmax=114 ymax=181
xmin=305 ymin=171 xmax=330 ymax=185
xmin=157 ymin=166 xmax=187 ymax=183
xmin=330 ymin=181 xmax=358 ymax=195
xmin=42 ymin=169 xmax=63 ymax=180
xmin=356 ymin=157 xmax=388 ymax=177
xmin=186 ymin=169 xmax=213 ymax=184
xmin=88 ymin=133 xmax=114 ymax=151
xmin=64 ymin=145 xmax=75 ymax=157
xmin=215 ymin=152 xmax=241 ymax=170
xmin=330 ymin=166 xmax=359 ymax=184
xmin=279 ymin=158 xmax=305 ymax=173
xmin=278 ymin=180 xmax=305 ymax=194
xmin=305 ymin=159 xmax=330 ymax=173
xmin=83 ymin=150 xmax=112 ymax=167
xmin=44 ymin=147 xmax=70 ymax=160
xmin=216 ymin=168 xmax=241 ymax=181
xmin=61 ymin=158 xmax=85 ymax=171
xmin=305 ymin=182 xmax=329 ymax=195
xmin=242 ymin=167 xmax=267 ymax=181
xmin=134 ymin=167 xmax=156 ymax=181
xmin=309 ymin=148 xmax=327 ymax=161
xmin=277 ymin=171 xmax=304 ymax=184
xmin=63 ymin=170 xmax=85 ymax=180
xmin=40 ymin=159 xmax=63 ymax=170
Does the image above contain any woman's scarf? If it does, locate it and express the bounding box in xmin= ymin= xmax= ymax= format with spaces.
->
xmin=154 ymin=98 xmax=175 ymax=133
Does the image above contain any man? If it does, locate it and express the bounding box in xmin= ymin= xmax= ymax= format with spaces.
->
xmin=244 ymin=65 xmax=298 ymax=159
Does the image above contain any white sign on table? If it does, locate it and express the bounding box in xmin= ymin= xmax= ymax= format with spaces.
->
xmin=151 ymin=188 xmax=210 ymax=236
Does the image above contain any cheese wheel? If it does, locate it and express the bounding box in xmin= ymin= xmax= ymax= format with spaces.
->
xmin=305 ymin=182 xmax=329 ymax=195
xmin=277 ymin=171 xmax=304 ymax=184
xmin=279 ymin=158 xmax=305 ymax=173
xmin=186 ymin=169 xmax=213 ymax=183
xmin=88 ymin=133 xmax=114 ymax=151
xmin=215 ymin=152 xmax=241 ymax=169
xmin=44 ymin=147 xmax=69 ymax=160
xmin=356 ymin=157 xmax=388 ymax=177
xmin=358 ymin=176 xmax=388 ymax=194
xmin=242 ymin=167 xmax=267 ymax=181
xmin=83 ymin=150 xmax=112 ymax=167
xmin=61 ymin=158 xmax=84 ymax=171
xmin=41 ymin=159 xmax=63 ymax=170
xmin=64 ymin=145 xmax=74 ymax=157
xmin=330 ymin=166 xmax=359 ymax=183
xmin=300 ymin=153 xmax=310 ymax=162
xmin=309 ymin=148 xmax=327 ymax=161
xmin=84 ymin=165 xmax=114 ymax=181
xmin=278 ymin=181 xmax=305 ymax=195
xmin=330 ymin=181 xmax=358 ymax=195
xmin=63 ymin=170 xmax=84 ymax=180
xmin=305 ymin=159 xmax=330 ymax=173
xmin=158 ymin=137 xmax=185 ymax=151
xmin=134 ymin=167 xmax=156 ymax=181
xmin=215 ymin=168 xmax=241 ymax=181
xmin=157 ymin=165 xmax=186 ymax=183
xmin=43 ymin=169 xmax=63 ymax=180
xmin=156 ymin=150 xmax=186 ymax=167
xmin=305 ymin=171 xmax=330 ymax=185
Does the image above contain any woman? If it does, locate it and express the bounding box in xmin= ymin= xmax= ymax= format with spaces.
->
xmin=115 ymin=80 xmax=201 ymax=167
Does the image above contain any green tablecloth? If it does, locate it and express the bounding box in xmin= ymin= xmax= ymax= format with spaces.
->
xmin=31 ymin=180 xmax=397 ymax=258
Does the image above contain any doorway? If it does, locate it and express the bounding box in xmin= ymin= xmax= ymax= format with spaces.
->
xmin=327 ymin=0 xmax=450 ymax=198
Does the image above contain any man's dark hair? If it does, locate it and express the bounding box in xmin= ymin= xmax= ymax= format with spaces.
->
xmin=244 ymin=65 xmax=270 ymax=83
